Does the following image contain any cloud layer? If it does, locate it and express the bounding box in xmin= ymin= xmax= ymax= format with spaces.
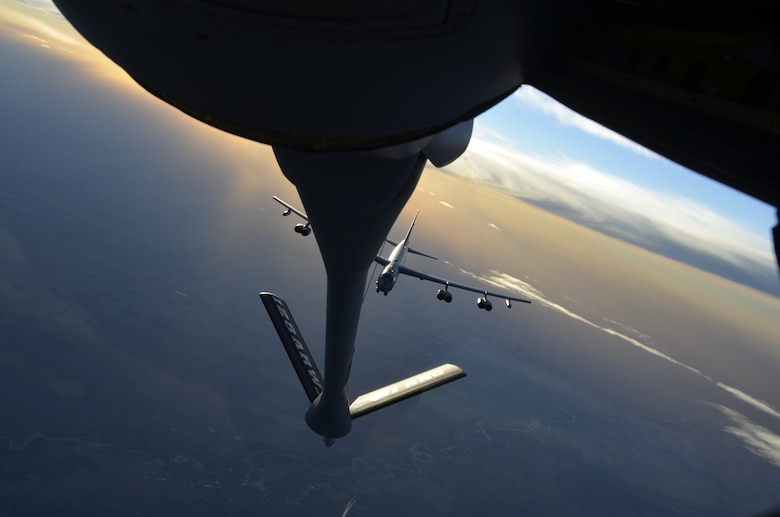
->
xmin=715 ymin=405 xmax=780 ymax=468
xmin=441 ymin=138 xmax=779 ymax=296
xmin=461 ymin=267 xmax=780 ymax=468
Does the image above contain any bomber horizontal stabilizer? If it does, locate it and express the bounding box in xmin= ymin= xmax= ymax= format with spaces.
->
xmin=260 ymin=292 xmax=323 ymax=403
xmin=349 ymin=363 xmax=466 ymax=419
xmin=384 ymin=238 xmax=438 ymax=260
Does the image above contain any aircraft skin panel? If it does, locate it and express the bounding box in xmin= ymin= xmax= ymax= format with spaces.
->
xmin=260 ymin=292 xmax=323 ymax=403
xmin=349 ymin=363 xmax=466 ymax=419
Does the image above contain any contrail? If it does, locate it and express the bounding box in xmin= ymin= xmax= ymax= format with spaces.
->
xmin=464 ymin=268 xmax=780 ymax=427
xmin=342 ymin=494 xmax=358 ymax=517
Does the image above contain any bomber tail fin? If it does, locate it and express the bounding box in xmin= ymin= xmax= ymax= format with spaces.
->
xmin=385 ymin=210 xmax=437 ymax=259
xmin=403 ymin=209 xmax=420 ymax=242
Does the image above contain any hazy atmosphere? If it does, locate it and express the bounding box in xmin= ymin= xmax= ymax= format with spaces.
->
xmin=2 ymin=1 xmax=780 ymax=515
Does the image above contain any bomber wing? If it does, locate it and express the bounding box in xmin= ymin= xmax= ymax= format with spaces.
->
xmin=394 ymin=263 xmax=532 ymax=306
xmin=273 ymin=195 xmax=308 ymax=221
xmin=273 ymin=195 xmax=312 ymax=236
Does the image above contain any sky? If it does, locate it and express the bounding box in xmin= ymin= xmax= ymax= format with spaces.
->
xmin=473 ymin=86 xmax=777 ymax=241
xmin=2 ymin=1 xmax=780 ymax=515
xmin=443 ymin=88 xmax=780 ymax=297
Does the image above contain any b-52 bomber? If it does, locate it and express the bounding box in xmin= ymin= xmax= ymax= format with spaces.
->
xmin=262 ymin=196 xmax=530 ymax=447
xmin=272 ymin=195 xmax=532 ymax=310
